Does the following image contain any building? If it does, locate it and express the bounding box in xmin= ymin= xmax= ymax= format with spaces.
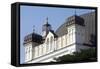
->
xmin=23 ymin=12 xmax=95 ymax=63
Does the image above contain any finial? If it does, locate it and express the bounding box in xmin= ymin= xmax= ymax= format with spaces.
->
xmin=33 ymin=25 xmax=35 ymax=33
xmin=46 ymin=17 xmax=48 ymax=21
xmin=75 ymin=9 xmax=76 ymax=15
xmin=46 ymin=17 xmax=48 ymax=24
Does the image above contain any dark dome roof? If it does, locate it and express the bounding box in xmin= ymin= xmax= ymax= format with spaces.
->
xmin=23 ymin=33 xmax=43 ymax=44
xmin=55 ymin=22 xmax=68 ymax=37
xmin=55 ymin=12 xmax=95 ymax=37
xmin=66 ymin=15 xmax=85 ymax=26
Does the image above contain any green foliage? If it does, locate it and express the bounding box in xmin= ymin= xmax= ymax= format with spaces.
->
xmin=53 ymin=48 xmax=97 ymax=62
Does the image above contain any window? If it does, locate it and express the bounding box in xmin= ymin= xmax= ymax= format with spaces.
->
xmin=61 ymin=37 xmax=63 ymax=48
xmin=57 ymin=39 xmax=59 ymax=49
xmin=50 ymin=36 xmax=53 ymax=50
xmin=38 ymin=46 xmax=39 ymax=56
xmin=66 ymin=35 xmax=67 ymax=45
xmin=46 ymin=38 xmax=49 ymax=45
xmin=71 ymin=29 xmax=73 ymax=43
xmin=69 ymin=29 xmax=70 ymax=33
xmin=26 ymin=47 xmax=28 ymax=54
xmin=46 ymin=38 xmax=49 ymax=52
xmin=41 ymin=45 xmax=43 ymax=55
xmin=29 ymin=47 xmax=31 ymax=52
xmin=55 ymin=38 xmax=57 ymax=50
xmin=69 ymin=34 xmax=70 ymax=44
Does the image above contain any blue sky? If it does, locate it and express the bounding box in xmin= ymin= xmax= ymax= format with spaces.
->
xmin=20 ymin=5 xmax=95 ymax=64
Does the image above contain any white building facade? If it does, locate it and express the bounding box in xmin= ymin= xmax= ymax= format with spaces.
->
xmin=23 ymin=12 xmax=95 ymax=63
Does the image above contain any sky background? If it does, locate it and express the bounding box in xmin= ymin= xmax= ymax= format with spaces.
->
xmin=20 ymin=5 xmax=95 ymax=64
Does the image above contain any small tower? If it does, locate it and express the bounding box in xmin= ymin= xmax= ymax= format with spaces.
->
xmin=42 ymin=17 xmax=52 ymax=38
xmin=66 ymin=10 xmax=85 ymax=52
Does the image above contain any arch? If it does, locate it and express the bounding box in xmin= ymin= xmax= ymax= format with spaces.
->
xmin=50 ymin=36 xmax=53 ymax=51
xmin=46 ymin=38 xmax=49 ymax=52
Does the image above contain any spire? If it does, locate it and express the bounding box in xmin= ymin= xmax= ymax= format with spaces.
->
xmin=33 ymin=25 xmax=35 ymax=33
xmin=42 ymin=17 xmax=52 ymax=37
xmin=46 ymin=17 xmax=48 ymax=24
xmin=43 ymin=17 xmax=51 ymax=26
xmin=75 ymin=9 xmax=76 ymax=15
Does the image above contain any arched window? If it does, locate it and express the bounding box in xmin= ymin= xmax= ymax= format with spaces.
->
xmin=61 ymin=37 xmax=63 ymax=48
xmin=50 ymin=36 xmax=53 ymax=50
xmin=29 ymin=47 xmax=31 ymax=59
xmin=26 ymin=47 xmax=28 ymax=54
xmin=66 ymin=34 xmax=67 ymax=45
xmin=46 ymin=38 xmax=49 ymax=52
xmin=47 ymin=38 xmax=49 ymax=45
xmin=25 ymin=47 xmax=28 ymax=60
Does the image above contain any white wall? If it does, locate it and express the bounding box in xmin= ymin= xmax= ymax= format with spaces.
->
xmin=28 ymin=44 xmax=76 ymax=63
xmin=34 ymin=44 xmax=44 ymax=58
xmin=75 ymin=24 xmax=85 ymax=44
xmin=33 ymin=31 xmax=56 ymax=59
xmin=67 ymin=25 xmax=76 ymax=45
xmin=0 ymin=0 xmax=99 ymax=69
xmin=24 ymin=42 xmax=33 ymax=62
xmin=46 ymin=31 xmax=55 ymax=52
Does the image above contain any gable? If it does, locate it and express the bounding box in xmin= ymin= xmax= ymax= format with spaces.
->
xmin=46 ymin=31 xmax=54 ymax=39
